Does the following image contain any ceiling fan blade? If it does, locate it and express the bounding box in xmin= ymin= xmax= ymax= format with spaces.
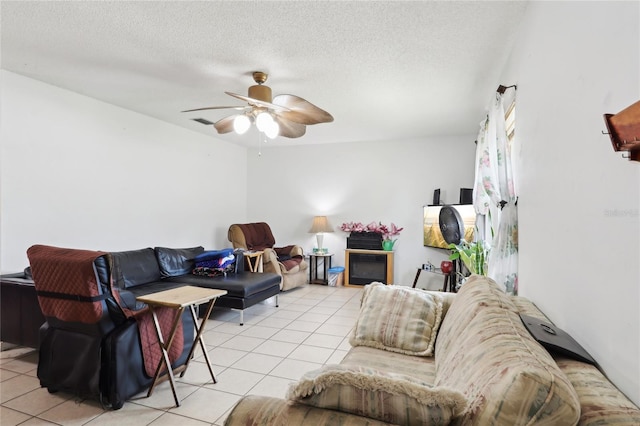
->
xmin=272 ymin=94 xmax=334 ymax=125
xmin=182 ymin=105 xmax=248 ymax=113
xmin=213 ymin=115 xmax=238 ymax=134
xmin=274 ymin=116 xmax=306 ymax=138
xmin=225 ymin=92 xmax=290 ymax=112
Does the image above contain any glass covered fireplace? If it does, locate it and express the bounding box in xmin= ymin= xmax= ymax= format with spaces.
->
xmin=344 ymin=249 xmax=394 ymax=286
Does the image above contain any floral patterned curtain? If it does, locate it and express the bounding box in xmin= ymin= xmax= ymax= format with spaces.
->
xmin=473 ymin=93 xmax=518 ymax=294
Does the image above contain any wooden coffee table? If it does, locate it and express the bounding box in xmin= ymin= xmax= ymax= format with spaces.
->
xmin=136 ymin=286 xmax=227 ymax=407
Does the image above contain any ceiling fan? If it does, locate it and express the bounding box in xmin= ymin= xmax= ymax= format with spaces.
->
xmin=182 ymin=71 xmax=334 ymax=139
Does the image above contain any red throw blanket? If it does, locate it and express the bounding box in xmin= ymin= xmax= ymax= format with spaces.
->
xmin=27 ymin=245 xmax=184 ymax=378
xmin=129 ymin=307 xmax=184 ymax=377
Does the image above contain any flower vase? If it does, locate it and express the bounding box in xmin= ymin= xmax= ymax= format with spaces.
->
xmin=382 ymin=240 xmax=395 ymax=251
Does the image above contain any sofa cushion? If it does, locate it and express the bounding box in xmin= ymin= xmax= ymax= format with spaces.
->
xmin=342 ymin=346 xmax=437 ymax=385
xmin=110 ymin=248 xmax=162 ymax=289
xmin=154 ymin=246 xmax=204 ymax=277
xmin=349 ymin=282 xmax=443 ymax=356
xmin=434 ymin=275 xmax=581 ymax=425
xmin=287 ymin=364 xmax=467 ymax=426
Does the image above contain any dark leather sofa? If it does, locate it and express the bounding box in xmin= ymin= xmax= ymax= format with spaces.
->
xmin=2 ymin=245 xmax=282 ymax=410
xmin=108 ymin=246 xmax=282 ymax=325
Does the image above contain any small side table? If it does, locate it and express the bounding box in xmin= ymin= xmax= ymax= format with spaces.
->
xmin=136 ymin=286 xmax=227 ymax=407
xmin=244 ymin=250 xmax=264 ymax=273
xmin=308 ymin=253 xmax=333 ymax=284
xmin=412 ymin=267 xmax=456 ymax=292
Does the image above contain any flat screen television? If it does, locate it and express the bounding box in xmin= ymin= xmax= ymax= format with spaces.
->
xmin=423 ymin=204 xmax=476 ymax=249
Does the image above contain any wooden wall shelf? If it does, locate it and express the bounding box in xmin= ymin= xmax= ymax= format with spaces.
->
xmin=603 ymin=100 xmax=640 ymax=162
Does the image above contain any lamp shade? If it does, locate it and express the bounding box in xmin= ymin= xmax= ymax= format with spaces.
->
xmin=309 ymin=216 xmax=334 ymax=233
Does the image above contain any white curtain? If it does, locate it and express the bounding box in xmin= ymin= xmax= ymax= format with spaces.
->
xmin=473 ymin=93 xmax=518 ymax=294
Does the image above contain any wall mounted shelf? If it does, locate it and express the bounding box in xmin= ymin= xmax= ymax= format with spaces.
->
xmin=603 ymin=100 xmax=640 ymax=162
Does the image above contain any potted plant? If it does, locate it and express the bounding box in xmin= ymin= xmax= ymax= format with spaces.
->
xmin=340 ymin=221 xmax=403 ymax=251
xmin=448 ymin=240 xmax=489 ymax=276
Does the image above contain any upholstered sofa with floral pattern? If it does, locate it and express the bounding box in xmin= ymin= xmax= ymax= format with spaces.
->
xmin=224 ymin=276 xmax=640 ymax=426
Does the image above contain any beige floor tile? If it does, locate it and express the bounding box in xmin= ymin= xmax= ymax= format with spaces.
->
xmin=20 ymin=416 xmax=59 ymax=425
xmin=269 ymin=359 xmax=323 ymax=381
xmin=220 ymin=335 xmax=265 ymax=352
xmin=320 ymin=299 xmax=349 ymax=307
xmin=169 ymin=387 xmax=241 ymax=424
xmin=83 ymin=401 xmax=164 ymax=426
xmin=254 ymin=316 xmax=293 ymax=329
xmin=0 ymin=405 xmax=32 ymax=425
xmin=338 ymin=336 xmax=353 ymax=351
xmin=1 ymin=354 xmax=38 ymax=375
xmin=308 ymin=306 xmax=339 ymax=315
xmin=268 ymin=309 xmax=303 ymax=320
xmin=239 ymin=325 xmax=279 ymax=339
xmin=325 ymin=349 xmax=349 ymax=365
xmin=178 ymin=359 xmax=225 ymax=386
xmin=284 ymin=320 xmax=321 ymax=333
xmin=231 ymin=352 xmax=283 ymax=374
xmin=149 ymin=411 xmax=210 ymax=425
xmin=0 ymin=374 xmax=41 ymax=404
xmin=0 ymin=368 xmax=20 ymax=382
xmin=297 ymin=312 xmax=331 ymax=323
xmin=208 ymin=368 xmax=265 ymax=395
xmin=314 ymin=323 xmax=353 ymax=337
xmin=325 ymin=314 xmax=357 ymax=325
xmin=3 ymin=386 xmax=70 ymax=416
xmin=209 ymin=309 xmax=241 ymax=322
xmin=207 ymin=347 xmax=249 ymax=367
xmin=38 ymin=398 xmax=105 ymax=426
xmin=275 ymin=303 xmax=310 ymax=313
xmin=213 ymin=322 xmax=248 ymax=336
xmin=214 ymin=405 xmax=235 ymax=426
xmin=287 ymin=345 xmax=334 ymax=364
xmin=292 ymin=298 xmax=320 ymax=306
xmin=252 ymin=340 xmax=298 ymax=358
xmin=248 ymin=375 xmax=293 ymax=399
xmin=241 ymin=313 xmax=270 ymax=325
xmin=303 ymin=333 xmax=344 ymax=349
xmin=0 ymin=346 xmax=36 ymax=361
xmin=131 ymin=379 xmax=200 ymax=410
xmin=202 ymin=330 xmax=234 ymax=347
xmin=270 ymin=329 xmax=311 ymax=344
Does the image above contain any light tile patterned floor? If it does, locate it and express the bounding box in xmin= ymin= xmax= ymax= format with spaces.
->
xmin=0 ymin=284 xmax=362 ymax=425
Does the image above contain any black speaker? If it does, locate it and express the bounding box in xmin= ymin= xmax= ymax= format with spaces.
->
xmin=459 ymin=188 xmax=473 ymax=205
xmin=433 ymin=189 xmax=441 ymax=205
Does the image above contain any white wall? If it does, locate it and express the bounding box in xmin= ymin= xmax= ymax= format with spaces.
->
xmin=501 ymin=2 xmax=640 ymax=404
xmin=245 ymin=138 xmax=476 ymax=289
xmin=0 ymin=71 xmax=247 ymax=272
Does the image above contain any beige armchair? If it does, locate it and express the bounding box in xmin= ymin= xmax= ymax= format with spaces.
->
xmin=228 ymin=222 xmax=308 ymax=291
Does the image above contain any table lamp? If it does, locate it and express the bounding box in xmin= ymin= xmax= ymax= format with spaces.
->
xmin=309 ymin=216 xmax=334 ymax=254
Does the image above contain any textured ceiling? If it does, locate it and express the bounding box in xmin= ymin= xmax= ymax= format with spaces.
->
xmin=1 ymin=1 xmax=529 ymax=147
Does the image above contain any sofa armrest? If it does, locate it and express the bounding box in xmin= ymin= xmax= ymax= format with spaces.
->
xmin=224 ymin=395 xmax=394 ymax=426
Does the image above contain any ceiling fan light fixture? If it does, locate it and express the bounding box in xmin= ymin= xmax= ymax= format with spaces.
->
xmin=233 ymin=114 xmax=251 ymax=134
xmin=255 ymin=111 xmax=274 ymax=132
xmin=264 ymin=120 xmax=279 ymax=139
